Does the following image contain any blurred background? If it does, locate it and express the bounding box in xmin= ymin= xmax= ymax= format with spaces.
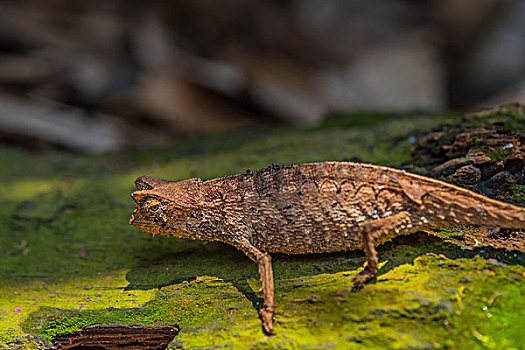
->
xmin=1 ymin=0 xmax=524 ymax=154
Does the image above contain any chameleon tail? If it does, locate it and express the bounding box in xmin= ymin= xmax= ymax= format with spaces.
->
xmin=423 ymin=187 xmax=525 ymax=229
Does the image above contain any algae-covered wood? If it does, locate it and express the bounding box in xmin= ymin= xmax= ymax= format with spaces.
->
xmin=0 ymin=114 xmax=523 ymax=349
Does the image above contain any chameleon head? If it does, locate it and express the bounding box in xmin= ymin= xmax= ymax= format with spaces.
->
xmin=130 ymin=176 xmax=203 ymax=238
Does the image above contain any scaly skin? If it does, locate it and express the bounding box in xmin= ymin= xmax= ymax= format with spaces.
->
xmin=130 ymin=162 xmax=525 ymax=334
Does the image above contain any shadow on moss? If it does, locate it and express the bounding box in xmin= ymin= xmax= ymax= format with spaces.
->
xmin=19 ymin=230 xmax=525 ymax=346
xmin=124 ymin=232 xmax=524 ymax=321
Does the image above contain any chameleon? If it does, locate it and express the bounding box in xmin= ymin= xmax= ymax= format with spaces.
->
xmin=129 ymin=161 xmax=525 ymax=334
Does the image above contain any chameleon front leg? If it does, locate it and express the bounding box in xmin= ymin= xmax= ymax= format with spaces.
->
xmin=235 ymin=238 xmax=275 ymax=334
xmin=353 ymin=211 xmax=412 ymax=288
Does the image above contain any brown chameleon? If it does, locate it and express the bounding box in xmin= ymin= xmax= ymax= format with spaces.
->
xmin=129 ymin=162 xmax=525 ymax=334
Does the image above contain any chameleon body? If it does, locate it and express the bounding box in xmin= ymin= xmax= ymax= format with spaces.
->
xmin=130 ymin=162 xmax=525 ymax=333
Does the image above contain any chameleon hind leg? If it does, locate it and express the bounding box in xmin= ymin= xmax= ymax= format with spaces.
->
xmin=235 ymin=238 xmax=275 ymax=334
xmin=353 ymin=211 xmax=412 ymax=288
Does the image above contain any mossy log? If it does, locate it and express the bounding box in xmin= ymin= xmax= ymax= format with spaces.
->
xmin=0 ymin=112 xmax=523 ymax=349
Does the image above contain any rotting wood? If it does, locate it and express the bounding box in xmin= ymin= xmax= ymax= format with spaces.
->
xmin=52 ymin=324 xmax=179 ymax=350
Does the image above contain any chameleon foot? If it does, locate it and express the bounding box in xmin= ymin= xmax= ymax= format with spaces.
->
xmin=260 ymin=306 xmax=275 ymax=334
xmin=352 ymin=268 xmax=376 ymax=291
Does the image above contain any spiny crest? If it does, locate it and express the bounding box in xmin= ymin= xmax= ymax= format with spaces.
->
xmin=132 ymin=177 xmax=203 ymax=208
xmin=135 ymin=176 xmax=172 ymax=190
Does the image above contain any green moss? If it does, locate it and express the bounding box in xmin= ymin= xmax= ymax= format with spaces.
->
xmin=467 ymin=104 xmax=525 ymax=130
xmin=487 ymin=147 xmax=514 ymax=162
xmin=509 ymin=185 xmax=525 ymax=205
xmin=22 ymin=277 xmax=254 ymax=340
xmin=312 ymin=112 xmax=392 ymax=130
xmin=169 ymin=255 xmax=524 ymax=349
xmin=13 ymin=233 xmax=523 ymax=349
xmin=510 ymin=185 xmax=525 ymax=194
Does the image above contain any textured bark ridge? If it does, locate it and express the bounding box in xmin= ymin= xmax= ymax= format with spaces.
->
xmin=130 ymin=162 xmax=525 ymax=334
xmin=411 ymin=103 xmax=525 ymax=205
xmin=53 ymin=324 xmax=179 ymax=349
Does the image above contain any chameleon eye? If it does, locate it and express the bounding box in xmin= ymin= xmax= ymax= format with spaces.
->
xmin=150 ymin=203 xmax=160 ymax=211
xmin=144 ymin=199 xmax=161 ymax=213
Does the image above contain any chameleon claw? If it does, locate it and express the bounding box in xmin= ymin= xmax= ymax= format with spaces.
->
xmin=351 ymin=268 xmax=376 ymax=291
